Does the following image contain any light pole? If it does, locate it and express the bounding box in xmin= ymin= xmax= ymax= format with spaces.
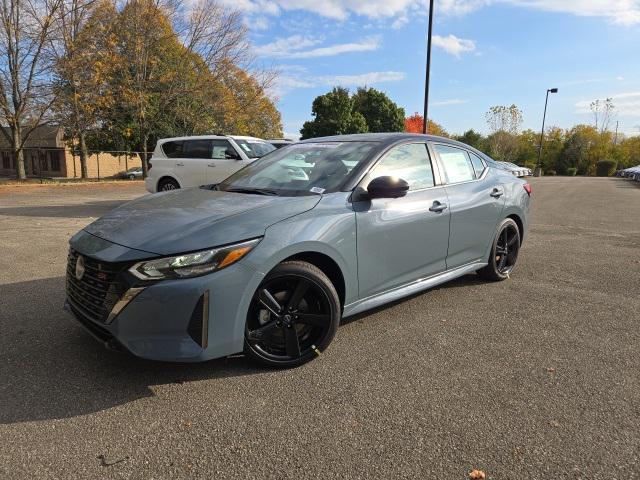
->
xmin=422 ymin=0 xmax=434 ymax=134
xmin=535 ymin=87 xmax=558 ymax=176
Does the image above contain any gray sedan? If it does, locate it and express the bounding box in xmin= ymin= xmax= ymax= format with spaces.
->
xmin=65 ymin=133 xmax=531 ymax=367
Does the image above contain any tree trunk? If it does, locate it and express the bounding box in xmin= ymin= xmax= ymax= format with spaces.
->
xmin=79 ymin=131 xmax=89 ymax=179
xmin=141 ymin=133 xmax=149 ymax=179
xmin=12 ymin=126 xmax=26 ymax=180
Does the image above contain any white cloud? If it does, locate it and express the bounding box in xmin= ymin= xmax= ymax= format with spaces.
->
xmin=616 ymin=76 xmax=625 ymax=81
xmin=575 ymin=92 xmax=640 ymax=117
xmin=223 ymin=0 xmax=640 ymax=26
xmin=431 ymin=98 xmax=469 ymax=106
xmin=432 ymin=34 xmax=476 ymax=57
xmin=270 ymin=68 xmax=405 ymax=96
xmin=254 ymin=35 xmax=381 ymax=59
xmin=320 ymin=71 xmax=406 ymax=86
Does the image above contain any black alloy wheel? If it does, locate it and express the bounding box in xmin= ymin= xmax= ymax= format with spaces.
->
xmin=244 ymin=261 xmax=340 ymax=367
xmin=478 ymin=218 xmax=521 ymax=281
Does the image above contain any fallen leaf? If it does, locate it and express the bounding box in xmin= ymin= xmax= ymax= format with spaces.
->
xmin=469 ymin=469 xmax=486 ymax=479
xmin=550 ymin=420 xmax=560 ymax=427
xmin=547 ymin=367 xmax=555 ymax=373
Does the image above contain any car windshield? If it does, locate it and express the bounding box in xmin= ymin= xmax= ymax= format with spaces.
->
xmin=218 ymin=142 xmax=377 ymax=196
xmin=234 ymin=139 xmax=276 ymax=158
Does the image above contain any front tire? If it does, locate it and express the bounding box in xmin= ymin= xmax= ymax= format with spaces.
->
xmin=244 ymin=261 xmax=340 ymax=368
xmin=477 ymin=218 xmax=521 ymax=281
xmin=158 ymin=178 xmax=180 ymax=191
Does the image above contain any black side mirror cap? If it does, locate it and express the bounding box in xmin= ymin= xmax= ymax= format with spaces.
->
xmin=367 ymin=176 xmax=410 ymax=199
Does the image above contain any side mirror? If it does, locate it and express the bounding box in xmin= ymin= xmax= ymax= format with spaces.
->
xmin=367 ymin=176 xmax=410 ymax=199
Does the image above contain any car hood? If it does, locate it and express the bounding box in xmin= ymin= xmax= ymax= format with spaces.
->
xmin=83 ymin=188 xmax=321 ymax=256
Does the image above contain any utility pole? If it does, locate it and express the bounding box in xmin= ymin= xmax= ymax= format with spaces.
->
xmin=422 ymin=0 xmax=434 ymax=134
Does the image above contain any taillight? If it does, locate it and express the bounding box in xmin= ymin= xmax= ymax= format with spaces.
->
xmin=523 ymin=183 xmax=532 ymax=196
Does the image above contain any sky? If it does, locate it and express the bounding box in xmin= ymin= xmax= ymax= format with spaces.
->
xmin=222 ymin=0 xmax=640 ymax=139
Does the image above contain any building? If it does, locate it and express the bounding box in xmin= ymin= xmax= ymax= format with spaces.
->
xmin=0 ymin=125 xmax=142 ymax=179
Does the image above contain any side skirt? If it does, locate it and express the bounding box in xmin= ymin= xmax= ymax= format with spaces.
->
xmin=342 ymin=261 xmax=487 ymax=318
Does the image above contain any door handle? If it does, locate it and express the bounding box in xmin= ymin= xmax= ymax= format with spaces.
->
xmin=490 ymin=188 xmax=504 ymax=198
xmin=429 ymin=201 xmax=448 ymax=213
xmin=207 ymin=163 xmax=216 ymax=167
xmin=176 ymin=162 xmax=184 ymax=167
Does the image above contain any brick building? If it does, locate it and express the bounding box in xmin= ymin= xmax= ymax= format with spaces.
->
xmin=0 ymin=126 xmax=142 ymax=179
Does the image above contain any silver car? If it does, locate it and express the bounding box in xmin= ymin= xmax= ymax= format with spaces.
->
xmin=65 ymin=133 xmax=531 ymax=367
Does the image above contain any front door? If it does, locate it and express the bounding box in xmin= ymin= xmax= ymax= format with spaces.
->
xmin=354 ymin=142 xmax=450 ymax=299
xmin=206 ymin=139 xmax=248 ymax=184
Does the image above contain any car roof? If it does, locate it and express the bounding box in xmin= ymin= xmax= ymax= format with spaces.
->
xmin=157 ymin=135 xmax=269 ymax=142
xmin=298 ymin=133 xmax=496 ymax=162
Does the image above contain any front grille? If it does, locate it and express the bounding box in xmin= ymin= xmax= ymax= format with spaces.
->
xmin=66 ymin=249 xmax=129 ymax=324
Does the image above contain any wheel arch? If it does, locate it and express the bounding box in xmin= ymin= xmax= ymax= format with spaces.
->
xmin=281 ymin=251 xmax=346 ymax=309
xmin=506 ymin=213 xmax=524 ymax=244
xmin=157 ymin=175 xmax=180 ymax=190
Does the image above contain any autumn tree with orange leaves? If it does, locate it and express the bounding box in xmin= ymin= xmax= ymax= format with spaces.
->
xmin=404 ymin=113 xmax=449 ymax=137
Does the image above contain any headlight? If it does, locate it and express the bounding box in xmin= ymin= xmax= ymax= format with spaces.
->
xmin=129 ymin=238 xmax=260 ymax=281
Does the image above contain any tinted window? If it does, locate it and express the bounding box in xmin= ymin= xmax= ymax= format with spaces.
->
xmin=435 ymin=144 xmax=475 ymax=184
xmin=183 ymin=140 xmax=211 ymax=159
xmin=469 ymin=152 xmax=486 ymax=178
xmin=211 ymin=140 xmax=239 ymax=160
xmin=365 ymin=143 xmax=434 ymax=191
xmin=162 ymin=141 xmax=184 ymax=158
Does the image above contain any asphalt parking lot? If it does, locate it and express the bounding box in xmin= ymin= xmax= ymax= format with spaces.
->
xmin=1 ymin=177 xmax=639 ymax=479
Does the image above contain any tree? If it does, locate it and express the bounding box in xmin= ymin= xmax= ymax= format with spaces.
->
xmin=485 ymin=104 xmax=523 ymax=162
xmin=54 ymin=0 xmax=118 ymax=178
xmin=455 ymin=129 xmax=484 ymax=151
xmin=404 ymin=113 xmax=448 ymax=137
xmin=0 ymin=0 xmax=64 ymax=179
xmin=559 ymin=125 xmax=599 ymax=175
xmin=351 ymin=87 xmax=404 ymax=133
xmin=300 ymin=87 xmax=368 ymax=139
xmin=590 ymin=98 xmax=615 ymax=134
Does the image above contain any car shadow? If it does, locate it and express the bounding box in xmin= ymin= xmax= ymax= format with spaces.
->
xmin=0 ymin=276 xmax=265 ymax=425
xmin=341 ymin=273 xmax=485 ymax=325
xmin=0 ymin=201 xmax=130 ymax=218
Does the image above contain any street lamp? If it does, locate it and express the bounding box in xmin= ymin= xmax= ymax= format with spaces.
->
xmin=535 ymin=87 xmax=558 ymax=176
xmin=422 ymin=0 xmax=435 ymax=134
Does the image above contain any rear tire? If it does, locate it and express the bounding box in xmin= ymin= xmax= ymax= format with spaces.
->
xmin=477 ymin=218 xmax=521 ymax=281
xmin=244 ymin=261 xmax=340 ymax=368
xmin=158 ymin=178 xmax=180 ymax=191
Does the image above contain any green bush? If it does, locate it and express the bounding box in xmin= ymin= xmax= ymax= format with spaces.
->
xmin=566 ymin=167 xmax=577 ymax=176
xmin=546 ymin=169 xmax=557 ymax=176
xmin=596 ymin=160 xmax=617 ymax=177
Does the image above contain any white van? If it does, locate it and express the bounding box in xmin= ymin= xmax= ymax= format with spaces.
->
xmin=145 ymin=135 xmax=276 ymax=193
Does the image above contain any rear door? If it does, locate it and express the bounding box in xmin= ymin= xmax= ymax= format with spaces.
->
xmin=354 ymin=142 xmax=450 ymax=298
xmin=432 ymin=143 xmax=505 ymax=269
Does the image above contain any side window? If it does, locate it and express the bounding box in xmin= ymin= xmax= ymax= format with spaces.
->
xmin=183 ymin=140 xmax=212 ymax=159
xmin=435 ymin=144 xmax=475 ymax=184
xmin=211 ymin=140 xmax=240 ymax=160
xmin=469 ymin=152 xmax=486 ymax=178
xmin=162 ymin=141 xmax=184 ymax=158
xmin=365 ymin=143 xmax=435 ymax=191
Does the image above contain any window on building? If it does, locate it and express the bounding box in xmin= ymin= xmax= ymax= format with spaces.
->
xmin=2 ymin=151 xmax=10 ymax=169
xmin=50 ymin=151 xmax=61 ymax=171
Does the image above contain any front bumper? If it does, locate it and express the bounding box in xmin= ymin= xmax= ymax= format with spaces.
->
xmin=65 ymin=235 xmax=264 ymax=362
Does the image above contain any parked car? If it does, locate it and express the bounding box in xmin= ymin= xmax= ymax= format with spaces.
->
xmin=268 ymin=138 xmax=295 ymax=149
xmin=497 ymin=161 xmax=530 ymax=177
xmin=145 ymin=135 xmax=276 ymax=193
xmin=65 ymin=133 xmax=531 ymax=367
xmin=115 ymin=167 xmax=143 ymax=180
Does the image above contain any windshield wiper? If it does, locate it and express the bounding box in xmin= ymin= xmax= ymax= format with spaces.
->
xmin=224 ymin=187 xmax=279 ymax=196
